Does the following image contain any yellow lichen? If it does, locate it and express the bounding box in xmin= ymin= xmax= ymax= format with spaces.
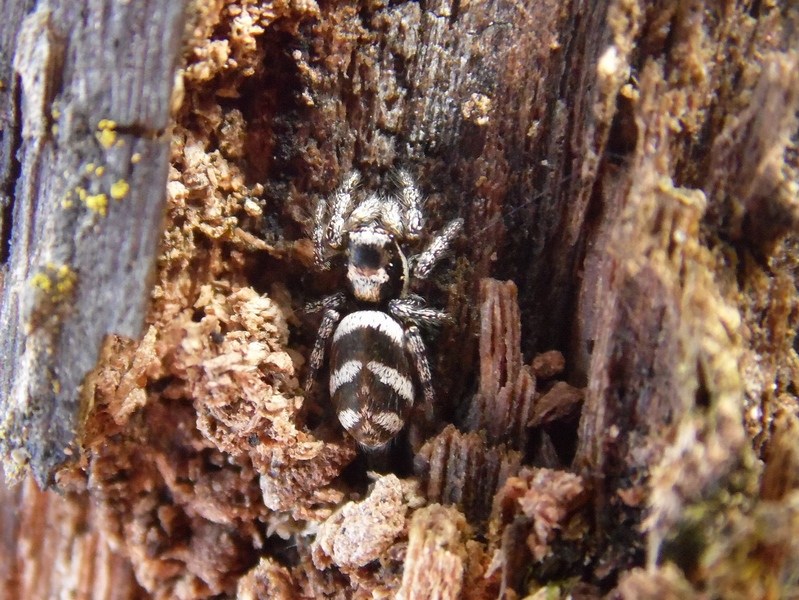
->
xmin=97 ymin=129 xmax=117 ymax=148
xmin=110 ymin=179 xmax=130 ymax=200
xmin=95 ymin=165 xmax=105 ymax=176
xmin=85 ymin=163 xmax=96 ymax=173
xmin=31 ymin=272 xmax=52 ymax=292
xmin=131 ymin=152 xmax=142 ymax=164
xmin=55 ymin=265 xmax=76 ymax=295
xmin=76 ymin=186 xmax=87 ymax=200
xmin=85 ymin=193 xmax=108 ymax=216
xmin=96 ymin=119 xmax=118 ymax=148
xmin=30 ymin=264 xmax=77 ymax=300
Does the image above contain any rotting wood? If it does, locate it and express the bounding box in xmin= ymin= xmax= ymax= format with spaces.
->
xmin=1 ymin=1 xmax=798 ymax=599
xmin=0 ymin=476 xmax=144 ymax=598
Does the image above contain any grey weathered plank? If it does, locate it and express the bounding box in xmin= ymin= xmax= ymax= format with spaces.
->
xmin=0 ymin=0 xmax=188 ymax=485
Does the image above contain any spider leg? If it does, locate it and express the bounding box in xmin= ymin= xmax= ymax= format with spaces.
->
xmin=327 ymin=171 xmax=360 ymax=248
xmin=379 ymin=196 xmax=406 ymax=238
xmin=304 ymin=294 xmax=345 ymax=394
xmin=404 ymin=324 xmax=436 ymax=431
xmin=312 ymin=196 xmax=330 ymax=270
xmin=303 ymin=291 xmax=346 ymax=315
xmin=315 ymin=171 xmax=360 ymax=268
xmin=394 ymin=169 xmax=425 ymax=241
xmin=389 ymin=297 xmax=451 ymax=327
xmin=345 ymin=192 xmax=382 ymax=230
xmin=390 ymin=297 xmax=449 ymax=433
xmin=411 ymin=217 xmax=464 ymax=280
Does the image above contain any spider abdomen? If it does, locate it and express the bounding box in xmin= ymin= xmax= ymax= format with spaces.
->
xmin=329 ymin=311 xmax=414 ymax=448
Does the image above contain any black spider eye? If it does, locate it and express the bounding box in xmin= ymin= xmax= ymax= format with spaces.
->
xmin=352 ymin=244 xmax=382 ymax=269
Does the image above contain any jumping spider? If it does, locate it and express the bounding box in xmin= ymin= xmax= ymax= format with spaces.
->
xmin=305 ymin=170 xmax=463 ymax=449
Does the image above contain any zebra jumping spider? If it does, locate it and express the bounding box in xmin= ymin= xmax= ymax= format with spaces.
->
xmin=305 ymin=170 xmax=463 ymax=449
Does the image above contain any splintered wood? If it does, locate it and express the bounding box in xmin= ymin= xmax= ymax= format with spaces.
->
xmin=414 ymin=425 xmax=522 ymax=525
xmin=465 ymin=279 xmax=536 ymax=449
xmin=397 ymin=505 xmax=472 ymax=600
xmin=416 ymin=280 xmax=583 ymax=528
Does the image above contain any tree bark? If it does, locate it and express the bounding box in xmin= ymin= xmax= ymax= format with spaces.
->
xmin=2 ymin=0 xmax=798 ymax=598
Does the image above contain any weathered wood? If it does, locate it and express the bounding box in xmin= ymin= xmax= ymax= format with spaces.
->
xmin=0 ymin=0 xmax=188 ymax=485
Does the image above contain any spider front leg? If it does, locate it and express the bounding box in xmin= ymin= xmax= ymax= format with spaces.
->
xmin=303 ymin=291 xmax=346 ymax=316
xmin=411 ymin=217 xmax=464 ymax=280
xmin=304 ymin=293 xmax=345 ymax=394
xmin=394 ymin=169 xmax=425 ymax=240
xmin=313 ymin=171 xmax=360 ymax=269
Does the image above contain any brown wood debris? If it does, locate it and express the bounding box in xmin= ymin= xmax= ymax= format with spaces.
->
xmin=490 ymin=468 xmax=588 ymax=563
xmin=414 ymin=424 xmax=523 ymax=526
xmin=528 ymin=382 xmax=584 ymax=429
xmin=465 ymin=279 xmax=538 ymax=450
xmin=531 ymin=351 xmax=567 ymax=381
xmin=396 ymin=505 xmax=474 ymax=600
xmin=312 ymin=475 xmax=421 ymax=572
xmin=0 ymin=477 xmax=144 ymax=597
xmin=236 ymin=557 xmax=297 ymax=600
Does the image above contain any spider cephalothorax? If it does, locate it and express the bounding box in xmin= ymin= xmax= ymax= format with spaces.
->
xmin=305 ymin=170 xmax=463 ymax=448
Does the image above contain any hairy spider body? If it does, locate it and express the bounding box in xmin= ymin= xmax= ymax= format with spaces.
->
xmin=329 ymin=311 xmax=412 ymax=447
xmin=306 ymin=170 xmax=462 ymax=449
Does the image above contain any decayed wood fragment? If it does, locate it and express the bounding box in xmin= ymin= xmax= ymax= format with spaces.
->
xmin=488 ymin=467 xmax=588 ymax=596
xmin=396 ymin=504 xmax=472 ymax=600
xmin=415 ymin=425 xmax=523 ymax=526
xmin=0 ymin=477 xmax=143 ymax=598
xmin=529 ymin=381 xmax=583 ymax=428
xmin=465 ymin=279 xmax=537 ymax=450
xmin=312 ymin=475 xmax=420 ymax=572
xmin=236 ymin=557 xmax=297 ymax=600
xmin=531 ymin=350 xmax=566 ymax=381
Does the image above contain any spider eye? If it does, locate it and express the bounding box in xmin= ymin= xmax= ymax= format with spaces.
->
xmin=352 ymin=244 xmax=383 ymax=269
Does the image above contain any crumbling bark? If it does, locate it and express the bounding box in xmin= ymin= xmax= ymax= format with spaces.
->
xmin=2 ymin=0 xmax=799 ymax=599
